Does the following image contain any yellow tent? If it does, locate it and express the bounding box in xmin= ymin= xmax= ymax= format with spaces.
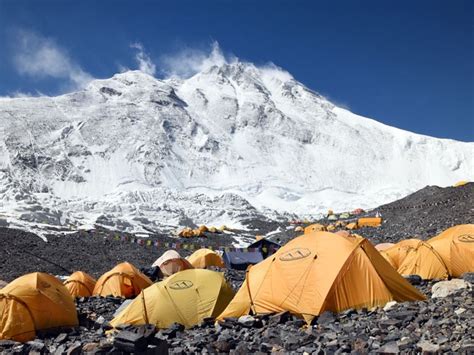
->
xmin=383 ymin=239 xmax=448 ymax=280
xmin=0 ymin=272 xmax=78 ymax=342
xmin=428 ymin=224 xmax=474 ymax=277
xmin=111 ymin=269 xmax=234 ymax=329
xmin=218 ymin=232 xmax=425 ymax=324
xmin=187 ymin=249 xmax=225 ymax=269
xmin=152 ymin=250 xmax=194 ymax=277
xmin=345 ymin=222 xmax=358 ymax=230
xmin=453 ymin=181 xmax=468 ymax=187
xmin=304 ymin=224 xmax=326 ymax=234
xmin=64 ymin=271 xmax=96 ymax=298
xmin=375 ymin=242 xmax=395 ymax=251
xmin=93 ymin=262 xmax=152 ymax=298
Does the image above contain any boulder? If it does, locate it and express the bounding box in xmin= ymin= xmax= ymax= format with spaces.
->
xmin=431 ymin=279 xmax=470 ymax=298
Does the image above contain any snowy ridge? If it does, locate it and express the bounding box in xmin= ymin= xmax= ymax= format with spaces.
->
xmin=0 ymin=61 xmax=473 ymax=235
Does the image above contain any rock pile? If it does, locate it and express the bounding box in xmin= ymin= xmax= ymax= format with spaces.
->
xmin=0 ymin=276 xmax=471 ymax=354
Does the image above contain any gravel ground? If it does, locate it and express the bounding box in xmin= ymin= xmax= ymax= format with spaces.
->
xmin=0 ymin=183 xmax=473 ymax=353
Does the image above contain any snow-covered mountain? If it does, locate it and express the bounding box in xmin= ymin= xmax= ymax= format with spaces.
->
xmin=1 ymin=61 xmax=473 ymax=236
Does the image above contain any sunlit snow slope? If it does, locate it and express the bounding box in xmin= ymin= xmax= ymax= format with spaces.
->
xmin=1 ymin=61 xmax=473 ymax=234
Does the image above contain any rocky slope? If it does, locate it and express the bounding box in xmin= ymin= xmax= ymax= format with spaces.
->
xmin=0 ymin=185 xmax=473 ymax=353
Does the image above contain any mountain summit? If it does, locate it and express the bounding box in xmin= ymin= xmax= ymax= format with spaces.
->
xmin=1 ymin=62 xmax=472 ymax=235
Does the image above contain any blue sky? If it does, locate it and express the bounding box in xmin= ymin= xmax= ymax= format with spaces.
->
xmin=0 ymin=0 xmax=472 ymax=141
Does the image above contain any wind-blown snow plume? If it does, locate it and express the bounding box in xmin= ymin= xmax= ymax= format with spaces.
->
xmin=13 ymin=30 xmax=93 ymax=90
xmin=160 ymin=41 xmax=233 ymax=78
xmin=131 ymin=42 xmax=156 ymax=76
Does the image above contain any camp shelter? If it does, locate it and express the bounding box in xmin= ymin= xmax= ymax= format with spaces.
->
xmin=340 ymin=212 xmax=350 ymax=219
xmin=375 ymin=243 xmax=395 ymax=251
xmin=428 ymin=224 xmax=474 ymax=277
xmin=218 ymin=232 xmax=425 ymax=324
xmin=64 ymin=271 xmax=96 ymax=298
xmin=93 ymin=262 xmax=152 ymax=298
xmin=111 ymin=269 xmax=234 ymax=329
xmin=0 ymin=272 xmax=78 ymax=342
xmin=453 ymin=181 xmax=468 ymax=187
xmin=247 ymin=238 xmax=281 ymax=258
xmin=345 ymin=222 xmax=358 ymax=230
xmin=352 ymin=208 xmax=365 ymax=215
xmin=357 ymin=217 xmax=382 ymax=227
xmin=304 ymin=224 xmax=326 ymax=234
xmin=383 ymin=239 xmax=448 ymax=280
xmin=379 ymin=251 xmax=395 ymax=268
xmin=381 ymin=239 xmax=421 ymax=268
xmin=152 ymin=250 xmax=194 ymax=277
xmin=187 ymin=249 xmax=225 ymax=269
xmin=222 ymin=250 xmax=263 ymax=270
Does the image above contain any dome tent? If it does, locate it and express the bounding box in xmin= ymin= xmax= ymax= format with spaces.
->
xmin=218 ymin=232 xmax=425 ymax=324
xmin=375 ymin=242 xmax=395 ymax=251
xmin=152 ymin=250 xmax=194 ymax=277
xmin=304 ymin=224 xmax=326 ymax=234
xmin=187 ymin=249 xmax=225 ymax=269
xmin=0 ymin=272 xmax=78 ymax=342
xmin=428 ymin=224 xmax=474 ymax=277
xmin=64 ymin=271 xmax=96 ymax=297
xmin=382 ymin=239 xmax=448 ymax=280
xmin=111 ymin=269 xmax=234 ymax=329
xmin=93 ymin=262 xmax=152 ymax=298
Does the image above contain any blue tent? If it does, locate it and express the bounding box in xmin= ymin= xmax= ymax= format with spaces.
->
xmin=222 ymin=250 xmax=263 ymax=270
xmin=247 ymin=239 xmax=281 ymax=258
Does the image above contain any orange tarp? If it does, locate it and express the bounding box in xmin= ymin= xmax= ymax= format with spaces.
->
xmin=93 ymin=262 xmax=152 ymax=298
xmin=357 ymin=217 xmax=382 ymax=227
xmin=64 ymin=271 xmax=96 ymax=298
xmin=0 ymin=272 xmax=78 ymax=342
xmin=218 ymin=232 xmax=425 ymax=324
xmin=428 ymin=224 xmax=474 ymax=277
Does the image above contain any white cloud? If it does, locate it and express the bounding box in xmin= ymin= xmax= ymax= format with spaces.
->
xmin=160 ymin=41 xmax=236 ymax=78
xmin=130 ymin=42 xmax=156 ymax=75
xmin=13 ymin=30 xmax=94 ymax=90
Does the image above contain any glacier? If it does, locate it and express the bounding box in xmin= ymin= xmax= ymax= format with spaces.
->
xmin=0 ymin=60 xmax=473 ymax=236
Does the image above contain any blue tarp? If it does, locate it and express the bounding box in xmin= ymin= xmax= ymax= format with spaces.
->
xmin=223 ymin=250 xmax=264 ymax=270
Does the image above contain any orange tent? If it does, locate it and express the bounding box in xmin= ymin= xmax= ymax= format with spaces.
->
xmin=218 ymin=232 xmax=425 ymax=324
xmin=345 ymin=222 xmax=358 ymax=230
xmin=304 ymin=224 xmax=326 ymax=234
xmin=0 ymin=272 xmax=78 ymax=342
xmin=152 ymin=250 xmax=194 ymax=277
xmin=93 ymin=262 xmax=152 ymax=298
xmin=428 ymin=224 xmax=474 ymax=277
xmin=375 ymin=243 xmax=395 ymax=251
xmin=187 ymin=249 xmax=225 ymax=269
xmin=383 ymin=239 xmax=448 ymax=280
xmin=64 ymin=271 xmax=96 ymax=297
